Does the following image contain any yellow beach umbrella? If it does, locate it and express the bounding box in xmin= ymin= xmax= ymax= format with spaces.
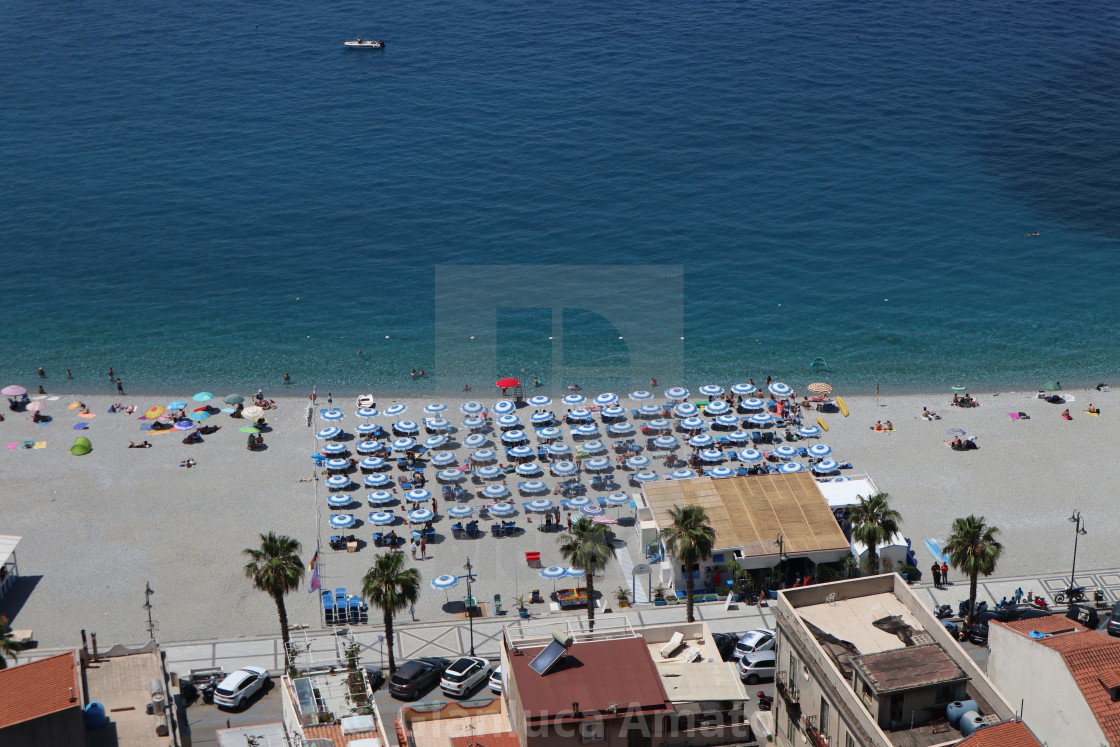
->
xmin=807 ymin=382 xmax=832 ymax=394
xmin=144 ymin=405 xmax=165 ymax=420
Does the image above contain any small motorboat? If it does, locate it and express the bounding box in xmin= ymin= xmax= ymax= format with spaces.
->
xmin=344 ymin=39 xmax=384 ymax=49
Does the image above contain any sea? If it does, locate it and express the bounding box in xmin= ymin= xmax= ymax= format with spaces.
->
xmin=2 ymin=0 xmax=1119 ymax=396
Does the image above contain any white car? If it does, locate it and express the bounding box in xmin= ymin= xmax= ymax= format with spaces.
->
xmin=213 ymin=666 xmax=271 ymax=709
xmin=440 ymin=657 xmax=492 ymax=698
xmin=733 ymin=629 xmax=775 ymax=660
xmin=489 ymin=665 xmax=503 ymax=694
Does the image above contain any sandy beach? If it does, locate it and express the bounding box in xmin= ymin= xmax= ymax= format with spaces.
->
xmin=2 ymin=384 xmax=1116 ymax=649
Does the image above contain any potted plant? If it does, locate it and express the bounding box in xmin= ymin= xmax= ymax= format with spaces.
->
xmin=653 ymin=584 xmax=666 ymax=602
xmin=614 ymin=587 xmax=631 ymax=608
xmin=514 ymin=595 xmax=530 ymax=618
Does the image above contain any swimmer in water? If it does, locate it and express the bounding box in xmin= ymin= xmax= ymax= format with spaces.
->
xmin=1026 ymin=232 xmax=1039 ymax=237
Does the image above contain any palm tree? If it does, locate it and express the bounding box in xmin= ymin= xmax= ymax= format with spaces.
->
xmin=0 ymin=616 xmax=23 ymax=669
xmin=659 ymin=505 xmax=716 ymax=623
xmin=558 ymin=516 xmax=617 ymax=631
xmin=243 ymin=533 xmax=305 ymax=669
xmin=362 ymin=552 xmax=421 ymax=675
xmin=944 ymin=515 xmax=1003 ymax=631
xmin=847 ymin=493 xmax=902 ymax=575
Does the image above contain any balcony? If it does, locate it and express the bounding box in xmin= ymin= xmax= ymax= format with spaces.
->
xmin=802 ymin=714 xmax=829 ymax=747
xmin=775 ymin=671 xmax=800 ymax=704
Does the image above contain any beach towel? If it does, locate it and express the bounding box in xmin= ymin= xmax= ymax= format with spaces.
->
xmin=36 ymin=419 xmax=51 ymax=425
xmin=33 ymin=442 xmax=46 ymax=449
xmin=1085 ymin=410 xmax=1100 ymax=417
xmin=73 ymin=423 xmax=89 ymax=430
xmin=23 ymin=441 xmax=34 ymax=449
xmin=140 ymin=423 xmax=152 ymax=431
xmin=46 ymin=396 xmax=59 ymax=400
xmin=1008 ymin=412 xmax=1021 ymax=420
xmin=68 ymin=401 xmax=81 ymax=410
xmin=6 ymin=442 xmax=16 ymax=450
xmin=78 ymin=412 xmax=96 ymax=419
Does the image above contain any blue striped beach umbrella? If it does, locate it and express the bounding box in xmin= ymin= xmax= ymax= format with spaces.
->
xmin=385 ymin=404 xmax=407 ymax=416
xmin=322 ymin=409 xmax=344 ymax=421
xmin=741 ymin=398 xmax=765 ymax=410
xmin=168 ymin=401 xmax=187 ymax=410
xmin=431 ymin=574 xmax=459 ymax=590
xmin=699 ymin=385 xmax=724 ymax=397
xmin=798 ymin=425 xmax=822 ymax=438
xmin=174 ymin=420 xmax=195 ymax=431
xmin=581 ymin=505 xmax=606 ymax=517
xmin=356 ymin=441 xmax=382 ymax=455
xmin=653 ymin=435 xmax=679 ymax=449
xmin=627 ymin=455 xmax=651 ymax=470
xmin=426 ymin=418 xmax=451 ymax=431
xmin=568 ymin=408 xmax=593 ymax=421
xmin=689 ymin=434 xmax=714 ymax=448
xmin=508 ymin=445 xmax=534 ymax=459
xmin=501 ymin=429 xmax=527 ymax=444
xmin=779 ymin=462 xmax=805 ymax=473
xmin=357 ymin=407 xmax=379 ymax=418
xmin=629 ymin=390 xmax=653 ymax=401
xmin=830 ymin=476 xmax=850 ymax=482
xmin=552 ymin=460 xmax=578 ymax=476
xmin=674 ymin=402 xmax=699 ymax=418
xmin=946 ymin=427 xmax=966 ymax=437
xmin=548 ymin=442 xmax=572 ymax=456
xmin=488 ymin=502 xmax=516 ymax=516
xmin=601 ymin=405 xmax=626 ymax=419
xmin=808 ymin=443 xmax=833 ymax=458
xmin=329 ymin=514 xmax=355 ymax=529
xmin=355 ymin=423 xmax=379 ymax=437
xmin=709 ymin=466 xmax=735 ymax=479
xmin=447 ymin=505 xmax=474 ymax=518
xmin=529 ymin=395 xmax=552 ymax=407
xmin=670 ymin=469 xmax=697 ymax=480
xmin=325 ymin=457 xmax=350 ymax=471
xmin=727 ymin=430 xmax=749 ymax=442
xmin=739 ymin=449 xmax=763 ymax=462
xmin=607 ymin=421 xmax=634 ymax=435
xmin=461 ymin=416 xmax=486 ymax=430
xmin=392 ymin=437 xmax=416 ymax=451
xmin=516 ymin=462 xmax=542 ymax=476
xmin=680 ymin=416 xmax=705 ymax=430
xmin=536 ymin=426 xmax=561 ymax=441
xmin=731 ymin=383 xmax=757 ymax=396
xmin=424 ymin=403 xmax=447 ymax=414
xmin=193 ymin=392 xmax=214 ymax=402
xmin=584 ymin=457 xmax=612 ymax=472
xmin=595 ymin=393 xmax=618 ymax=406
xmin=605 ymin=492 xmax=631 ymax=505
xmin=527 ymin=498 xmax=555 ymax=512
xmin=326 ymin=475 xmax=352 ymax=490
xmin=704 ymin=400 xmax=730 ymax=416
xmin=408 ymin=509 xmax=434 ymax=523
xmin=394 ymin=420 xmax=419 ymax=433
xmin=322 ymin=443 xmax=347 ymax=455
xmin=639 ymin=403 xmax=663 ymax=418
xmin=647 ymin=418 xmax=671 ymax=430
xmin=564 ymin=567 xmax=586 ymax=578
xmin=581 ymin=440 xmax=607 ymax=454
xmin=316 ymin=427 xmax=342 ymax=439
xmin=432 ymin=450 xmax=459 ymax=468
xmin=493 ymin=400 xmax=515 ymax=415
xmin=714 ymin=413 xmax=741 ymax=427
xmin=567 ymin=496 xmax=592 ymax=508
xmin=633 ymin=470 xmax=660 ymax=482
xmin=463 ymin=433 xmax=487 ymax=448
xmin=530 ymin=411 xmax=554 ymax=424
xmin=572 ymin=424 xmax=599 ymax=437
xmin=364 ymin=473 xmax=391 ymax=487
xmin=811 ymin=459 xmax=840 ymax=474
xmin=369 ymin=511 xmax=396 ymax=526
xmin=520 ymin=480 xmax=548 ymax=494
xmin=367 ymin=491 xmax=395 ymax=506
xmin=437 ymin=469 xmax=466 ymax=482
xmin=328 ymin=494 xmax=352 ymax=508
xmin=476 ymin=465 xmax=503 ymax=480
xmin=699 ymin=449 xmax=724 ymax=462
xmin=424 ymin=434 xmax=448 ymax=449
xmin=664 ymin=387 xmax=689 ymax=401
xmin=540 ymin=566 xmax=566 ymax=580
xmin=774 ymin=445 xmax=797 ymax=460
xmin=749 ymin=412 xmax=775 ymax=425
xmin=498 ymin=414 xmax=521 ymax=428
xmin=406 ymin=488 xmax=432 ymax=502
xmin=483 ymin=484 xmax=509 ymax=499
xmin=769 ymin=382 xmax=793 ymax=397
xmin=562 ymin=394 xmax=586 ymax=405
xmin=471 ymin=448 xmax=497 ymax=463
xmin=461 ymin=401 xmax=484 ymax=415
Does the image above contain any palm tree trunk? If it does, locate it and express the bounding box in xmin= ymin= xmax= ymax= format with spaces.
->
xmin=274 ymin=593 xmax=291 ymax=669
xmin=868 ymin=547 xmax=879 ymax=575
xmin=685 ymin=569 xmax=696 ymax=623
xmin=384 ymin=610 xmax=397 ymax=674
xmin=967 ymin=572 xmax=979 ymax=631
xmin=586 ymin=574 xmax=596 ymax=632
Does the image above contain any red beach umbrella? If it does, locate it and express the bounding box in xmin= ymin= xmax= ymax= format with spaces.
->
xmin=495 ymin=377 xmax=520 ymax=389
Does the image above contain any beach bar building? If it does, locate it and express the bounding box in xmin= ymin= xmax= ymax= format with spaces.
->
xmin=0 ymin=534 xmax=21 ymax=604
xmin=639 ymin=475 xmax=851 ymax=593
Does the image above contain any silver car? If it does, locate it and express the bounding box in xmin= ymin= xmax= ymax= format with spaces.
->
xmin=736 ymin=650 xmax=776 ymax=685
xmin=733 ymin=629 xmax=775 ymax=660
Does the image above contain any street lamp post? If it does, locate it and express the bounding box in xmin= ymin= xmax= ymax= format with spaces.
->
xmin=142 ymin=582 xmax=156 ymax=641
xmin=1069 ymin=510 xmax=1087 ymax=590
xmin=463 ymin=558 xmax=478 ymax=656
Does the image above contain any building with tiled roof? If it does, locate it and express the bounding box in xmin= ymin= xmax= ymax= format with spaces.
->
xmin=955 ymin=719 xmax=1043 ymax=746
xmin=0 ymin=650 xmax=85 ymax=746
xmin=988 ymin=614 xmax=1120 ymax=746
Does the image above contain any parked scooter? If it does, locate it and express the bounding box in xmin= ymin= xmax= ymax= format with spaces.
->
xmin=756 ymin=691 xmax=773 ymax=711
xmin=934 ymin=604 xmax=953 ymax=620
xmin=200 ymin=674 xmax=220 ymax=705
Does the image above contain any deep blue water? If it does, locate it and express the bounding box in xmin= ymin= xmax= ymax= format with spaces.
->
xmin=2 ymin=0 xmax=1119 ymax=395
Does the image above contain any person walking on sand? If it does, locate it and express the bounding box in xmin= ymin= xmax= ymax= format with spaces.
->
xmin=410 ymin=539 xmax=417 ymax=560
xmin=117 ymin=377 xmax=124 ymax=394
xmin=419 ymin=536 xmax=427 ymax=559
xmin=931 ymin=563 xmax=941 ymax=589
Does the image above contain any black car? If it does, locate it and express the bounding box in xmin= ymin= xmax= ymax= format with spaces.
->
xmin=712 ymin=633 xmax=739 ymax=661
xmin=1107 ymin=602 xmax=1120 ymax=636
xmin=389 ymin=657 xmax=449 ymax=700
xmin=969 ymin=607 xmax=1050 ymax=645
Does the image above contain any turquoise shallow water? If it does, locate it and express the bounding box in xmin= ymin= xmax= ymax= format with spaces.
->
xmin=2 ymin=0 xmax=1119 ymax=395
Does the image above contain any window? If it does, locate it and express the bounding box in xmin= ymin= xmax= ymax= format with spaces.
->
xmin=819 ymin=698 xmax=830 ymax=737
xmin=789 ymin=651 xmax=798 ymax=678
xmin=787 ymin=712 xmax=796 ymax=742
xmin=580 ymin=722 xmax=605 ymax=743
xmin=845 ymin=734 xmax=855 ymax=747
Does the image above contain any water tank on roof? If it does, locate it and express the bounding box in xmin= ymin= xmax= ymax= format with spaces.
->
xmin=959 ymin=711 xmax=986 ymax=737
xmin=1028 ymin=630 xmax=1045 ymax=639
xmin=946 ymin=700 xmax=977 ymax=728
xmin=84 ymin=702 xmax=108 ymax=730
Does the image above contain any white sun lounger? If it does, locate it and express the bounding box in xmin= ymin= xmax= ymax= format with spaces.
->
xmin=660 ymin=631 xmax=684 ymax=658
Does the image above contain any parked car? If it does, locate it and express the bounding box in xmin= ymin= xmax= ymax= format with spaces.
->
xmin=1108 ymin=602 xmax=1120 ymax=637
xmin=737 ymin=650 xmax=776 ymax=685
xmin=213 ymin=666 xmax=270 ymax=710
xmin=489 ymin=665 xmax=503 ymax=694
xmin=733 ymin=629 xmax=775 ymax=660
xmin=970 ymin=607 xmax=1050 ymax=645
xmin=390 ymin=657 xmax=449 ymax=700
xmin=362 ymin=665 xmax=385 ymax=691
xmin=712 ymin=632 xmax=739 ymax=661
xmin=441 ymin=657 xmax=493 ymax=698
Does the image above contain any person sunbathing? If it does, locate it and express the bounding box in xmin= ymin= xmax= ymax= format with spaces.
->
xmin=884 ymin=421 xmax=893 ymax=431
xmin=128 ymin=440 xmax=152 ymax=448
xmin=183 ymin=457 xmax=196 ymax=468
xmin=1062 ymin=409 xmax=1072 ymax=420
xmin=1087 ymin=404 xmax=1100 ymax=414
xmin=125 ymin=405 xmax=136 ymax=414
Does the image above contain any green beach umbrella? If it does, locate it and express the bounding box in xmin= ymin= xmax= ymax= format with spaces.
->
xmin=223 ymin=394 xmax=245 ymax=404
xmin=70 ymin=436 xmax=92 ymax=456
xmin=1042 ymin=381 xmax=1062 ymax=391
xmin=238 ymin=426 xmax=260 ymax=434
